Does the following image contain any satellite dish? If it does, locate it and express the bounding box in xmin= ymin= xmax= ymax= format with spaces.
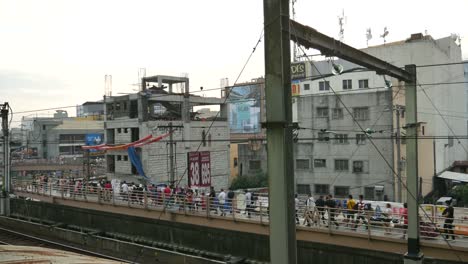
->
xmin=331 ymin=62 xmax=344 ymax=75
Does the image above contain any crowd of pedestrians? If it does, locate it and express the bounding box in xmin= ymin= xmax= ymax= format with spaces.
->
xmin=24 ymin=178 xmax=457 ymax=239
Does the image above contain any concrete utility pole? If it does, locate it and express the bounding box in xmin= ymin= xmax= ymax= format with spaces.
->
xmin=404 ymin=64 xmax=423 ymax=264
xmin=395 ymin=105 xmax=404 ymax=203
xmin=168 ymin=122 xmax=175 ymax=185
xmin=1 ymin=103 xmax=10 ymax=216
xmin=263 ymin=0 xmax=297 ymax=263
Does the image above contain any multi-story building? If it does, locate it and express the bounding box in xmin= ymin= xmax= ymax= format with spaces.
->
xmin=21 ymin=111 xmax=104 ymax=160
xmin=291 ymin=33 xmax=464 ymax=201
xmin=224 ymin=78 xmax=267 ymax=180
xmin=76 ymin=101 xmax=104 ymax=118
xmin=104 ymin=75 xmax=230 ymax=190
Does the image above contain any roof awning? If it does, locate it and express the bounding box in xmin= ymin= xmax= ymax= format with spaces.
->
xmin=438 ymin=171 xmax=468 ymax=183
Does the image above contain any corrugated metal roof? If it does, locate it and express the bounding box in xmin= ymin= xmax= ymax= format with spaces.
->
xmin=0 ymin=245 xmax=124 ymax=263
xmin=51 ymin=120 xmax=103 ymax=130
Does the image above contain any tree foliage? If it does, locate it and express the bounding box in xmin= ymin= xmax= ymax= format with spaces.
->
xmin=229 ymin=173 xmax=268 ymax=190
xmin=452 ymin=184 xmax=468 ymax=206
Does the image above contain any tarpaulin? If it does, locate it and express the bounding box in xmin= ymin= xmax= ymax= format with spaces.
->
xmin=127 ymin=146 xmax=147 ymax=179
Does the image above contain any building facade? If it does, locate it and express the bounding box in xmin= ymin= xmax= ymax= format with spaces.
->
xmin=20 ymin=111 xmax=104 ymax=160
xmin=104 ymin=75 xmax=230 ymax=190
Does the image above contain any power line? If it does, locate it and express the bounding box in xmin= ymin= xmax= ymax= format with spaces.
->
xmin=419 ymin=83 xmax=468 ymax=156
xmin=154 ymin=26 xmax=265 ymax=221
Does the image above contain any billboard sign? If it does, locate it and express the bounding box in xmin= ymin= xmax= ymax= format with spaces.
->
xmin=85 ymin=133 xmax=104 ymax=153
xmin=291 ymin=62 xmax=306 ymax=80
xmin=188 ymin=151 xmax=211 ymax=187
xmin=227 ymin=84 xmax=261 ymax=134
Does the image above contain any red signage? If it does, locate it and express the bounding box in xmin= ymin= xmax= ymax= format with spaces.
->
xmin=188 ymin=151 xmax=211 ymax=187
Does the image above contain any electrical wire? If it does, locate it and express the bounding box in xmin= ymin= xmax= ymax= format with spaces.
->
xmin=419 ymin=84 xmax=468 ymax=156
xmin=153 ymin=26 xmax=266 ymax=222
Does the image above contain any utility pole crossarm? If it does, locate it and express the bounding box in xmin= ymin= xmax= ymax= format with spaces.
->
xmin=289 ymin=20 xmax=413 ymax=82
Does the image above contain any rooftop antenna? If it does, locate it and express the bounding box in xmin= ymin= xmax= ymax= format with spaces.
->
xmin=366 ymin=28 xmax=372 ymax=47
xmin=338 ymin=9 xmax=346 ymax=42
xmin=104 ymin=75 xmax=112 ymax=97
xmin=380 ymin=26 xmax=389 ymax=44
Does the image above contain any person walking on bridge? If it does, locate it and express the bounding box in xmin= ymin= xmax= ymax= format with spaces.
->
xmin=442 ymin=199 xmax=456 ymax=240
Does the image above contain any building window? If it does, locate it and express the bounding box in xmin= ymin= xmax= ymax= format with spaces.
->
xmin=117 ymin=155 xmax=122 ymax=161
xmin=315 ymin=184 xmax=329 ymax=195
xmin=343 ymin=79 xmax=352 ymax=90
xmin=296 ymin=159 xmax=310 ymax=170
xmin=115 ymin=102 xmax=121 ymax=111
xmin=297 ymin=184 xmax=311 ymax=195
xmin=364 ymin=187 xmax=375 ymax=200
xmin=42 ymin=125 xmax=46 ymax=130
xmin=318 ymin=132 xmax=329 ymax=142
xmin=304 ymin=83 xmax=310 ymax=91
xmin=353 ymin=107 xmax=369 ymax=120
xmin=124 ymin=156 xmax=128 ymax=161
xmin=332 ymin=108 xmax=343 ymax=119
xmin=314 ymin=159 xmax=326 ymax=168
xmin=353 ymin=161 xmax=364 ymax=173
xmin=334 ymin=159 xmax=349 ymax=171
xmin=123 ymin=101 xmax=127 ymax=110
xmin=319 ymin=81 xmax=330 ymax=91
xmin=124 ymin=128 xmax=128 ymax=133
xmin=117 ymin=128 xmax=121 ymax=134
xmin=334 ymin=134 xmax=348 ymax=144
xmin=334 ymin=186 xmax=350 ymax=197
xmin=233 ymin=158 xmax=238 ymax=167
xmin=356 ymin=134 xmax=367 ymax=145
xmin=249 ymin=160 xmax=261 ymax=170
xmin=316 ymin=107 xmax=329 ymax=118
xmin=208 ymin=133 xmax=212 ymax=147
xmin=358 ymin=79 xmax=369 ymax=88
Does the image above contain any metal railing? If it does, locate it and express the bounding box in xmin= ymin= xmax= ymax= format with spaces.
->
xmin=11 ymin=180 xmax=468 ymax=247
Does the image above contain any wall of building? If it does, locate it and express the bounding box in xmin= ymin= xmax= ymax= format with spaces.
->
xmin=237 ymin=143 xmax=267 ymax=177
xmin=229 ymin=143 xmax=239 ymax=180
xmin=363 ymin=36 xmax=467 ymax=173
xmin=295 ymin=90 xmax=395 ymax=200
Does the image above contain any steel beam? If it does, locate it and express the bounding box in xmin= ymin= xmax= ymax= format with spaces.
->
xmin=289 ymin=20 xmax=412 ymax=82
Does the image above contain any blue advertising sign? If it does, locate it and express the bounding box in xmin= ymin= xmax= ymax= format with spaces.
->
xmin=85 ymin=133 xmax=103 ymax=152
xmin=227 ymin=84 xmax=261 ymax=134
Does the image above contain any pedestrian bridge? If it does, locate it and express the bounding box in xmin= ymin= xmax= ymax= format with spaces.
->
xmin=7 ymin=184 xmax=468 ymax=264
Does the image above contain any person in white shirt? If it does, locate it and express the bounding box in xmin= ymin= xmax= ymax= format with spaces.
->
xmin=304 ymin=194 xmax=316 ymax=226
xmin=295 ymin=194 xmax=300 ymax=225
xmin=383 ymin=203 xmax=393 ymax=234
xmin=218 ymin=189 xmax=226 ymax=216
xmin=244 ymin=189 xmax=252 ymax=218
xmin=121 ymin=181 xmax=129 ymax=201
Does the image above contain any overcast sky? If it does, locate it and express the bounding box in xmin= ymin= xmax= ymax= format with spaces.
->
xmin=1 ymin=0 xmax=467 ymax=127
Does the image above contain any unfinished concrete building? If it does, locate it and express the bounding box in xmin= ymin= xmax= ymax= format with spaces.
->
xmin=104 ymin=75 xmax=230 ymax=190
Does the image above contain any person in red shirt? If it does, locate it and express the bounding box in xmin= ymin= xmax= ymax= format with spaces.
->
xmin=164 ymin=185 xmax=172 ymax=206
xmin=400 ymin=203 xmax=408 ymax=239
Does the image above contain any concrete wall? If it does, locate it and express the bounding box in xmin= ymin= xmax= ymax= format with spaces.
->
xmin=105 ymin=119 xmax=230 ymax=190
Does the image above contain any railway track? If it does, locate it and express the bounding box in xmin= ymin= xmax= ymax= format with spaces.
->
xmin=0 ymin=225 xmax=129 ymax=262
